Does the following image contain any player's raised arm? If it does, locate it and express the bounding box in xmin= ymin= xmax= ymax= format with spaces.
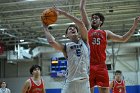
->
xmin=41 ymin=8 xmax=66 ymax=57
xmin=107 ymin=16 xmax=140 ymax=42
xmin=80 ymin=0 xmax=90 ymax=30
xmin=54 ymin=7 xmax=88 ymax=43
xmin=43 ymin=25 xmax=65 ymax=52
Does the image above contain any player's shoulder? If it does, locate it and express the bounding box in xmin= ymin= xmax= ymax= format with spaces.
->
xmin=41 ymin=77 xmax=45 ymax=85
xmin=65 ymin=42 xmax=73 ymax=45
xmin=65 ymin=41 xmax=77 ymax=46
xmin=41 ymin=77 xmax=44 ymax=81
xmin=27 ymin=78 xmax=31 ymax=81
xmin=25 ymin=78 xmax=31 ymax=85
xmin=111 ymin=80 xmax=115 ymax=83
xmin=122 ymin=80 xmax=125 ymax=83
xmin=104 ymin=30 xmax=113 ymax=37
xmin=104 ymin=30 xmax=112 ymax=33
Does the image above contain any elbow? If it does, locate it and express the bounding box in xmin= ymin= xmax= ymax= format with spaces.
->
xmin=122 ymin=40 xmax=127 ymax=43
xmin=117 ymin=36 xmax=129 ymax=42
xmin=48 ymin=40 xmax=55 ymax=45
xmin=121 ymin=38 xmax=128 ymax=42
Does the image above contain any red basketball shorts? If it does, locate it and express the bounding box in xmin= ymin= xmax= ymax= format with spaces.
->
xmin=89 ymin=65 xmax=109 ymax=88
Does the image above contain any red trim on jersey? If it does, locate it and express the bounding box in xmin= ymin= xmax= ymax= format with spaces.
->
xmin=113 ymin=80 xmax=125 ymax=93
xmin=27 ymin=78 xmax=44 ymax=93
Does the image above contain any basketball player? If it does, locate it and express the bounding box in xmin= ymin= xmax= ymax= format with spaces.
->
xmin=110 ymin=70 xmax=126 ymax=93
xmin=0 ymin=81 xmax=11 ymax=93
xmin=80 ymin=0 xmax=140 ymax=93
xmin=22 ymin=65 xmax=46 ymax=93
xmin=42 ymin=7 xmax=90 ymax=93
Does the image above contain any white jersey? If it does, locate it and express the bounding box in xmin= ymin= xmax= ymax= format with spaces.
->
xmin=65 ymin=39 xmax=89 ymax=82
xmin=0 ymin=88 xmax=11 ymax=93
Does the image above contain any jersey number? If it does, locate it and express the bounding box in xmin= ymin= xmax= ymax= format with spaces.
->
xmin=92 ymin=38 xmax=101 ymax=45
xmin=119 ymin=89 xmax=122 ymax=93
xmin=76 ymin=49 xmax=81 ymax=57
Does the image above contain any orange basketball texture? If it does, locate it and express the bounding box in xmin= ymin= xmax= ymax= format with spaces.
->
xmin=41 ymin=8 xmax=57 ymax=25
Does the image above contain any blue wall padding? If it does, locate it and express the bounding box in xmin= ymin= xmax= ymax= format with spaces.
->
xmin=94 ymin=85 xmax=140 ymax=93
xmin=126 ymin=85 xmax=140 ymax=93
xmin=46 ymin=89 xmax=61 ymax=93
xmin=46 ymin=85 xmax=140 ymax=93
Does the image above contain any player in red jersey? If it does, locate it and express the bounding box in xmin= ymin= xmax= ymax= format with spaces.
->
xmin=22 ymin=65 xmax=46 ymax=93
xmin=80 ymin=0 xmax=140 ymax=93
xmin=110 ymin=70 xmax=126 ymax=93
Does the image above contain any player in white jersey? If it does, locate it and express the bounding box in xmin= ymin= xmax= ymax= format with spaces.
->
xmin=65 ymin=39 xmax=89 ymax=82
xmin=63 ymin=39 xmax=90 ymax=93
xmin=42 ymin=7 xmax=90 ymax=93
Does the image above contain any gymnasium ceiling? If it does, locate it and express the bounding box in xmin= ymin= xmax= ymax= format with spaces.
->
xmin=0 ymin=0 xmax=140 ymax=50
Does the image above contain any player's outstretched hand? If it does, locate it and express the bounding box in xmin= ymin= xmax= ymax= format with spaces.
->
xmin=133 ymin=16 xmax=140 ymax=27
xmin=52 ymin=6 xmax=66 ymax=16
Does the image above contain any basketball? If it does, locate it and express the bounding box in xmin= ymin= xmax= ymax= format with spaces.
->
xmin=41 ymin=8 xmax=57 ymax=26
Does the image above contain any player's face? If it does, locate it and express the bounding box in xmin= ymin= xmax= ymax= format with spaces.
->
xmin=115 ymin=73 xmax=122 ymax=80
xmin=1 ymin=82 xmax=6 ymax=88
xmin=32 ymin=67 xmax=41 ymax=76
xmin=66 ymin=27 xmax=78 ymax=38
xmin=91 ymin=15 xmax=102 ymax=29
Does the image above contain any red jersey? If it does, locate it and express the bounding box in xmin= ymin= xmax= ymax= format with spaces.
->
xmin=113 ymin=80 xmax=126 ymax=93
xmin=88 ymin=29 xmax=107 ymax=65
xmin=27 ymin=78 xmax=44 ymax=93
